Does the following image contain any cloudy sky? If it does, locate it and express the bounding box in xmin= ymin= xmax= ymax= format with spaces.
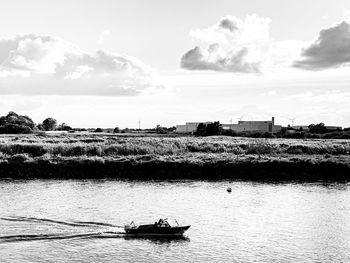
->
xmin=0 ymin=0 xmax=350 ymax=128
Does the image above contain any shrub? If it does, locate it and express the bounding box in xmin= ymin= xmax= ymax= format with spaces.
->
xmin=221 ymin=129 xmax=237 ymax=136
xmin=0 ymin=112 xmax=35 ymax=134
xmin=0 ymin=124 xmax=33 ymax=134
xmin=322 ymin=132 xmax=342 ymax=139
xmin=246 ymin=140 xmax=275 ymax=154
xmin=195 ymin=122 xmax=222 ymax=136
xmin=42 ymin=118 xmax=57 ymax=131
xmin=340 ymin=133 xmax=350 ymax=139
xmin=8 ymin=153 xmax=31 ymax=163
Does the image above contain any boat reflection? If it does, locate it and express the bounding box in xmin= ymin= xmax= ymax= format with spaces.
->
xmin=123 ymin=235 xmax=190 ymax=243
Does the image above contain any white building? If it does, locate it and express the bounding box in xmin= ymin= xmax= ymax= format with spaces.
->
xmin=222 ymin=117 xmax=281 ymax=133
xmin=176 ymin=122 xmax=212 ymax=133
xmin=176 ymin=117 xmax=282 ymax=133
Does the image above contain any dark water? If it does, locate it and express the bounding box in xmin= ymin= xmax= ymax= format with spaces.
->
xmin=1 ymin=180 xmax=350 ymax=262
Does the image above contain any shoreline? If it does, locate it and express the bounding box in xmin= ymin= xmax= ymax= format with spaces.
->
xmin=1 ymin=134 xmax=350 ymax=182
xmin=1 ymin=154 xmax=350 ymax=181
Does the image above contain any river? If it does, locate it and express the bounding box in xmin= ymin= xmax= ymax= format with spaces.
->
xmin=1 ymin=180 xmax=350 ymax=262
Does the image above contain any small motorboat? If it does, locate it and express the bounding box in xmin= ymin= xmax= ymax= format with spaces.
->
xmin=124 ymin=218 xmax=190 ymax=237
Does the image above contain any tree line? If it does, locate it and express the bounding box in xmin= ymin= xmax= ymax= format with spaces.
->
xmin=0 ymin=111 xmax=176 ymax=135
xmin=0 ymin=111 xmax=71 ymax=134
xmin=194 ymin=121 xmax=350 ymax=139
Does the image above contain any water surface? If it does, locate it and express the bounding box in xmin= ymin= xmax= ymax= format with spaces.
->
xmin=1 ymin=180 xmax=350 ymax=262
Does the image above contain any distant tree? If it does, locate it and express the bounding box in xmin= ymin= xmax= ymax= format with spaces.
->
xmin=94 ymin=128 xmax=103 ymax=133
xmin=37 ymin=123 xmax=44 ymax=131
xmin=155 ymin=124 xmax=166 ymax=134
xmin=113 ymin=127 xmax=120 ymax=133
xmin=276 ymin=127 xmax=288 ymax=137
xmin=206 ymin=121 xmax=222 ymax=136
xmin=166 ymin=126 xmax=176 ymax=132
xmin=195 ymin=123 xmax=207 ymax=136
xmin=289 ymin=131 xmax=306 ymax=139
xmin=56 ymin=123 xmax=72 ymax=131
xmin=0 ymin=111 xmax=35 ymax=134
xmin=74 ymin=128 xmax=87 ymax=132
xmin=42 ymin=118 xmax=57 ymax=131
xmin=309 ymin=123 xmax=327 ymax=134
xmin=195 ymin=122 xmax=222 ymax=136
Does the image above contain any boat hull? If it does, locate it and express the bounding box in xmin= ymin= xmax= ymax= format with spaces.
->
xmin=125 ymin=225 xmax=190 ymax=237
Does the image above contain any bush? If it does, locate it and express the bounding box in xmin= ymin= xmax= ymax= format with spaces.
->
xmin=322 ymin=132 xmax=342 ymax=139
xmin=340 ymin=133 xmax=350 ymax=139
xmin=0 ymin=112 xmax=35 ymax=134
xmin=42 ymin=118 xmax=57 ymax=131
xmin=195 ymin=122 xmax=222 ymax=136
xmin=309 ymin=123 xmax=327 ymax=134
xmin=0 ymin=124 xmax=33 ymax=134
xmin=221 ymin=129 xmax=237 ymax=136
xmin=8 ymin=153 xmax=31 ymax=163
xmin=246 ymin=140 xmax=275 ymax=154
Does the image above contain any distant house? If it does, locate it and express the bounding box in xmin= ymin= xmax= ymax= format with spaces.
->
xmin=176 ymin=117 xmax=282 ymax=134
xmin=222 ymin=117 xmax=281 ymax=133
xmin=176 ymin=122 xmax=212 ymax=133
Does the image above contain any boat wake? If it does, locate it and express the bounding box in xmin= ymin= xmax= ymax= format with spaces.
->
xmin=1 ymin=216 xmax=124 ymax=228
xmin=0 ymin=216 xmax=126 ymax=244
xmin=0 ymin=232 xmax=126 ymax=243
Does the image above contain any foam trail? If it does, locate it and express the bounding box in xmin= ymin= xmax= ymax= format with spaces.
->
xmin=72 ymin=221 xmax=124 ymax=228
xmin=0 ymin=231 xmax=126 ymax=244
xmin=1 ymin=216 xmax=99 ymax=227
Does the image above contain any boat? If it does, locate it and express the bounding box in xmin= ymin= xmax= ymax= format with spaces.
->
xmin=124 ymin=218 xmax=190 ymax=237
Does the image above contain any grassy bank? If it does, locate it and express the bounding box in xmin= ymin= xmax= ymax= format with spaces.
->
xmin=0 ymin=134 xmax=350 ymax=181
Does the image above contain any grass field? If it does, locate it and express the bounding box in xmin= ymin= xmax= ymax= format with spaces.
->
xmin=0 ymin=133 xmax=349 ymax=180
xmin=1 ymin=133 xmax=350 ymax=157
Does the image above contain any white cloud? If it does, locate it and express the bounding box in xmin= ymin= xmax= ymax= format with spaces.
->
xmin=0 ymin=34 xmax=79 ymax=74
xmin=97 ymin=30 xmax=111 ymax=45
xmin=181 ymin=14 xmax=302 ymax=73
xmin=294 ymin=21 xmax=350 ymax=70
xmin=180 ymin=45 xmax=260 ymax=73
xmin=0 ymin=34 xmax=163 ymax=95
xmin=190 ymin=14 xmax=270 ymax=45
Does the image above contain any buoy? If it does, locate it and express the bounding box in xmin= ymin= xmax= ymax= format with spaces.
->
xmin=227 ymin=187 xmax=232 ymax=193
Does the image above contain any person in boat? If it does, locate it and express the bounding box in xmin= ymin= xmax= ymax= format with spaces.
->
xmin=153 ymin=219 xmax=163 ymax=227
xmin=157 ymin=219 xmax=171 ymax=227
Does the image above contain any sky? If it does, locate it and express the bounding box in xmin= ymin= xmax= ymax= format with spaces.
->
xmin=0 ymin=0 xmax=350 ymax=128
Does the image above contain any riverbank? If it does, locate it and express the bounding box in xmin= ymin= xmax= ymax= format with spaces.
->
xmin=1 ymin=134 xmax=350 ymax=181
